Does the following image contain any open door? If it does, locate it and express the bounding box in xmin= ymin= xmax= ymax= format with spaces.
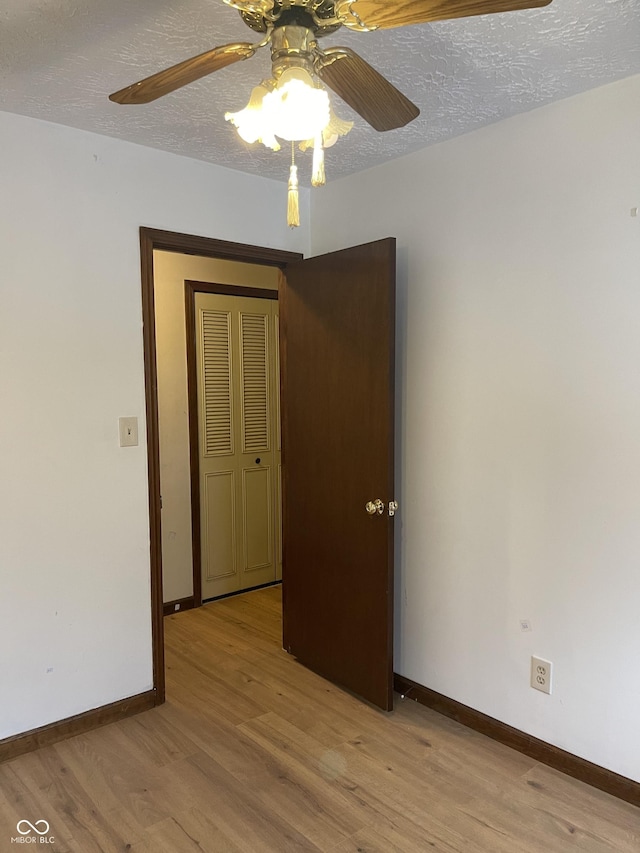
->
xmin=280 ymin=238 xmax=396 ymax=711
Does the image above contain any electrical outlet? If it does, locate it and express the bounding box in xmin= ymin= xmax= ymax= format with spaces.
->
xmin=531 ymin=656 xmax=552 ymax=694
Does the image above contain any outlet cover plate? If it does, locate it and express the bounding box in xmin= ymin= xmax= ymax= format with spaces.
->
xmin=531 ymin=656 xmax=553 ymax=694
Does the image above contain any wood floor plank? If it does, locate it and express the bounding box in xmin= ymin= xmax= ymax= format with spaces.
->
xmin=157 ymin=706 xmax=358 ymax=849
xmin=1 ymin=586 xmax=638 ymax=852
xmin=521 ymin=763 xmax=640 ymax=851
xmin=170 ymin=750 xmax=323 ymax=852
xmin=166 ymin=650 xmax=268 ymax=726
xmin=459 ymin=792 xmax=622 ymax=853
xmin=54 ymin=726 xmax=193 ymax=831
xmin=114 ymin=707 xmax=200 ymax=768
xmin=0 ymin=757 xmax=84 ymax=852
xmin=142 ymin=810 xmax=244 ymax=853
xmin=237 ymin=713 xmax=371 ymax=847
xmin=239 ymin=708 xmax=533 ymax=853
xmin=331 ymin=740 xmax=533 ymax=853
xmin=1 ymin=747 xmax=142 ymax=851
xmin=0 ymin=793 xmax=74 ymax=853
xmin=331 ymin=819 xmax=471 ymax=853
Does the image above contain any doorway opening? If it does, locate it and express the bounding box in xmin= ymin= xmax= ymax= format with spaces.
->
xmin=140 ymin=227 xmax=302 ymax=705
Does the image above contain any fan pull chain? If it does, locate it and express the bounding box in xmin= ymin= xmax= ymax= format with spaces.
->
xmin=287 ymin=140 xmax=300 ymax=228
xmin=312 ymin=133 xmax=326 ymax=187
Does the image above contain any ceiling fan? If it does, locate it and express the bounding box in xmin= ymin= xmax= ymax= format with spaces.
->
xmin=109 ymin=0 xmax=552 ymax=224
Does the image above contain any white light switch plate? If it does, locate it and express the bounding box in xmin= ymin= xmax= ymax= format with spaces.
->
xmin=119 ymin=417 xmax=138 ymax=447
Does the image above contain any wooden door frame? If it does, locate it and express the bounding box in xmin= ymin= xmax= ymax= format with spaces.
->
xmin=184 ymin=280 xmax=279 ymax=609
xmin=140 ymin=227 xmax=302 ymax=705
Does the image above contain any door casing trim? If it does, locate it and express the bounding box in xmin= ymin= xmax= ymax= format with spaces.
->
xmin=140 ymin=227 xmax=302 ymax=704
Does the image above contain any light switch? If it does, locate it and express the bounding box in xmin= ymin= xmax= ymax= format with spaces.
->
xmin=119 ymin=417 xmax=138 ymax=447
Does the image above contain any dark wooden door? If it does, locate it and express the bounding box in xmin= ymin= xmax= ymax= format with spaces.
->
xmin=280 ymin=238 xmax=396 ymax=711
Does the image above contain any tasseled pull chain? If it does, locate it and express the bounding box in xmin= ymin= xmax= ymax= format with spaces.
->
xmin=287 ymin=141 xmax=300 ymax=228
xmin=311 ymin=133 xmax=325 ymax=187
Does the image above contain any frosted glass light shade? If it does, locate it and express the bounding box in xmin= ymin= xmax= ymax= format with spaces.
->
xmin=263 ymin=68 xmax=330 ymax=142
xmin=225 ymin=68 xmax=331 ymax=148
xmin=225 ymin=83 xmax=280 ymax=151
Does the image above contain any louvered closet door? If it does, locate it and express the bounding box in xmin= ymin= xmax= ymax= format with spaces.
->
xmin=195 ymin=292 xmax=279 ymax=600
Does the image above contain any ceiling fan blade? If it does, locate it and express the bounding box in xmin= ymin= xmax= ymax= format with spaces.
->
xmin=316 ymin=48 xmax=419 ymax=132
xmin=109 ymin=42 xmax=256 ymax=105
xmin=340 ymin=0 xmax=552 ymax=30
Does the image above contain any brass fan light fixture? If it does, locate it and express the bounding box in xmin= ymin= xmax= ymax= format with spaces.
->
xmin=109 ymin=0 xmax=553 ymax=227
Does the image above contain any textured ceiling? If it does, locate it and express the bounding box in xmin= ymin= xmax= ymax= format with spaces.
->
xmin=1 ymin=1 xmax=639 ymax=183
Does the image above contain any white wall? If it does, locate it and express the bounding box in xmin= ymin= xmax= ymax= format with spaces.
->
xmin=154 ymin=252 xmax=279 ymax=603
xmin=311 ymin=74 xmax=640 ymax=782
xmin=0 ymin=111 xmax=307 ymax=740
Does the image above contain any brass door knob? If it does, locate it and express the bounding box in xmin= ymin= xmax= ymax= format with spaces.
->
xmin=365 ymin=499 xmax=385 ymax=515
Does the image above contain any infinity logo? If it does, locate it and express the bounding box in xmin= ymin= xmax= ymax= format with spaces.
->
xmin=16 ymin=820 xmax=50 ymax=836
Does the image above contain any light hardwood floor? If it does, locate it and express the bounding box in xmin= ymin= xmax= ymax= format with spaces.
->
xmin=1 ymin=586 xmax=639 ymax=852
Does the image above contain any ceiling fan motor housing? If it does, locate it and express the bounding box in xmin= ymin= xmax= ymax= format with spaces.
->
xmin=241 ymin=0 xmax=342 ymax=37
xmin=274 ymin=6 xmax=316 ymax=29
xmin=270 ymin=25 xmax=318 ymax=77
